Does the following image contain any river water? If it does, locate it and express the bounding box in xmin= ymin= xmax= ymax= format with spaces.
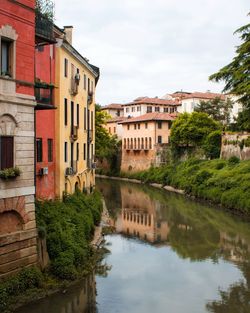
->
xmin=16 ymin=178 xmax=250 ymax=313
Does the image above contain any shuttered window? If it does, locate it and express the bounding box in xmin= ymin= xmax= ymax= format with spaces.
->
xmin=36 ymin=138 xmax=43 ymax=162
xmin=0 ymin=136 xmax=14 ymax=169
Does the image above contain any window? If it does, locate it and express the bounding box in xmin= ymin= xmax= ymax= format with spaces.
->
xmin=138 ymin=124 xmax=140 ymax=129
xmin=64 ymin=98 xmax=68 ymax=126
xmin=149 ymin=137 xmax=152 ymax=149
xmin=127 ymin=124 xmax=130 ymax=130
xmin=91 ymin=111 xmax=93 ymax=130
xmin=1 ymin=39 xmax=12 ymax=77
xmin=109 ymin=127 xmax=111 ymax=133
xmin=131 ymin=107 xmax=135 ymax=112
xmin=137 ymin=106 xmax=141 ymax=112
xmin=83 ymin=143 xmax=86 ymax=160
xmin=0 ymin=136 xmax=14 ymax=169
xmin=164 ymin=107 xmax=169 ymax=113
xmin=64 ymin=58 xmax=68 ymax=77
xmin=126 ymin=108 xmax=129 ymax=113
xmin=87 ymin=78 xmax=90 ymax=92
xmin=64 ymin=142 xmax=68 ymax=162
xmin=117 ymin=110 xmax=120 ymax=117
xmin=36 ymin=138 xmax=43 ymax=162
xmin=147 ymin=106 xmax=152 ymax=113
xmin=114 ymin=127 xmax=116 ymax=133
xmin=145 ymin=123 xmax=148 ymax=129
xmin=91 ymin=144 xmax=94 ymax=158
xmin=77 ymin=103 xmax=79 ymax=127
xmin=134 ymin=124 xmax=136 ymax=130
xmin=84 ymin=108 xmax=86 ymax=130
xmin=48 ymin=139 xmax=53 ymax=162
xmin=158 ymin=136 xmax=162 ymax=144
xmin=91 ymin=81 xmax=94 ymax=92
xmin=155 ymin=107 xmax=160 ymax=112
xmin=157 ymin=122 xmax=162 ymax=129
xmin=76 ymin=143 xmax=79 ymax=161
xmin=71 ymin=101 xmax=74 ymax=127
xmin=84 ymin=74 xmax=86 ymax=90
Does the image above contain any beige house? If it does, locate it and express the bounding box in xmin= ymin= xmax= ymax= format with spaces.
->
xmin=123 ymin=97 xmax=178 ymax=118
xmin=101 ymin=103 xmax=124 ymax=118
xmin=119 ymin=112 xmax=176 ymax=173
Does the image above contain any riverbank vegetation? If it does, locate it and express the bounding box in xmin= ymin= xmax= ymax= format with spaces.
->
xmin=0 ymin=191 xmax=103 ymax=313
xmin=126 ymin=158 xmax=250 ymax=215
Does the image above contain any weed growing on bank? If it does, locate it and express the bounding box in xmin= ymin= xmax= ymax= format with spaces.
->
xmin=0 ymin=191 xmax=103 ymax=312
xmin=125 ymin=158 xmax=250 ymax=214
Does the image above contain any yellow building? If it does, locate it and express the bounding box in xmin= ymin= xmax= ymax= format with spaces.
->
xmin=55 ymin=26 xmax=99 ymax=197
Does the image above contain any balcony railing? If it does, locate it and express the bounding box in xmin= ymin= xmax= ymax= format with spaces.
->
xmin=88 ymin=129 xmax=93 ymax=143
xmin=35 ymin=12 xmax=55 ymax=44
xmin=35 ymin=82 xmax=54 ymax=108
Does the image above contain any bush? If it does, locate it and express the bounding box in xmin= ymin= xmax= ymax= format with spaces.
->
xmin=36 ymin=191 xmax=103 ymax=279
xmin=0 ymin=267 xmax=44 ymax=311
xmin=228 ymin=156 xmax=240 ymax=165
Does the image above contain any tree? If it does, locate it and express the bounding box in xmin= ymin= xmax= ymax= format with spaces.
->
xmin=171 ymin=112 xmax=221 ymax=147
xmin=95 ymin=104 xmax=120 ymax=168
xmin=194 ymin=97 xmax=233 ymax=126
xmin=209 ymin=15 xmax=250 ymax=107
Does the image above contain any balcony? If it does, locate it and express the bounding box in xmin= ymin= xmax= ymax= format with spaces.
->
xmin=87 ymin=159 xmax=96 ymax=170
xmin=88 ymin=91 xmax=93 ymax=105
xmin=35 ymin=12 xmax=55 ymax=44
xmin=35 ymin=82 xmax=54 ymax=110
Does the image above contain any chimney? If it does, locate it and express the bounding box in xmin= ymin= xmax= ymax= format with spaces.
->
xmin=63 ymin=26 xmax=73 ymax=45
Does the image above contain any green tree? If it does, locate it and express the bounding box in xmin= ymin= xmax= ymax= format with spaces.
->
xmin=229 ymin=107 xmax=250 ymax=132
xmin=170 ymin=112 xmax=221 ymax=158
xmin=209 ymin=15 xmax=250 ymax=107
xmin=95 ymin=104 xmax=120 ymax=167
xmin=194 ymin=97 xmax=233 ymax=126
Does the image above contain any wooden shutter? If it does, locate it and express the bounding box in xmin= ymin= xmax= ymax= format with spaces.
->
xmin=0 ymin=136 xmax=14 ymax=169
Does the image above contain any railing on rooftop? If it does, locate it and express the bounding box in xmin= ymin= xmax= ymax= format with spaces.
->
xmin=35 ymin=11 xmax=55 ymax=44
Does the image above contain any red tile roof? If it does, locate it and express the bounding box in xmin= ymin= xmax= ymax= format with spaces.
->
xmin=106 ymin=117 xmax=126 ymax=123
xmin=182 ymin=92 xmax=226 ymax=100
xmin=118 ymin=113 xmax=177 ymax=124
xmin=101 ymin=103 xmax=123 ymax=110
xmin=125 ymin=97 xmax=179 ymax=106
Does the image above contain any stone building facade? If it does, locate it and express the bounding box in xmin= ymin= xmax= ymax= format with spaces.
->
xmin=0 ymin=0 xmax=37 ymax=279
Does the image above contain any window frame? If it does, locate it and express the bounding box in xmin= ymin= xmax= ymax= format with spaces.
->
xmin=36 ymin=138 xmax=43 ymax=163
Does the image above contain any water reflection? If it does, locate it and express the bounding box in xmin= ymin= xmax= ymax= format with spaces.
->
xmin=97 ymin=178 xmax=250 ymax=313
xmin=16 ymin=273 xmax=96 ymax=313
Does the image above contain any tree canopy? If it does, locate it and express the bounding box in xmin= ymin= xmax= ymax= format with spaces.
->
xmin=209 ymin=15 xmax=250 ymax=107
xmin=170 ymin=112 xmax=221 ymax=158
xmin=95 ymin=104 xmax=120 ymax=161
xmin=194 ymin=97 xmax=233 ymax=126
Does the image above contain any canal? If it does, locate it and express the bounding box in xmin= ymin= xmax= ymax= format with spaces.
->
xmin=16 ymin=178 xmax=250 ymax=313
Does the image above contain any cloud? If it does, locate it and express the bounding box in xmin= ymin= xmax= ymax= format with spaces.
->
xmin=54 ymin=0 xmax=250 ymax=105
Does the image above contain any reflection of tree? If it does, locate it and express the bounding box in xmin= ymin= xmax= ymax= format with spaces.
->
xmin=169 ymin=223 xmax=220 ymax=261
xmin=206 ymin=262 xmax=250 ymax=313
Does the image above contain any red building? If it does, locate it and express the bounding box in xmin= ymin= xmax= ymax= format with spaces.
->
xmin=34 ymin=10 xmax=61 ymax=200
xmin=35 ymin=43 xmax=56 ymax=200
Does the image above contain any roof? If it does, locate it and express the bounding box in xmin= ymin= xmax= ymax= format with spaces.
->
xmin=125 ymin=97 xmax=179 ymax=106
xmin=182 ymin=92 xmax=226 ymax=101
xmin=101 ymin=103 xmax=123 ymax=110
xmin=106 ymin=117 xmax=126 ymax=123
xmin=118 ymin=113 xmax=177 ymax=124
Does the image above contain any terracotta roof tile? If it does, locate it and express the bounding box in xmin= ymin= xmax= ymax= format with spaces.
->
xmin=101 ymin=103 xmax=123 ymax=110
xmin=118 ymin=112 xmax=177 ymax=124
xmin=182 ymin=92 xmax=226 ymax=100
xmin=106 ymin=117 xmax=126 ymax=123
xmin=125 ymin=97 xmax=179 ymax=106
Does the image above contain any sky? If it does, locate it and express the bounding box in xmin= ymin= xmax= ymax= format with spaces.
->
xmin=54 ymin=0 xmax=249 ymax=106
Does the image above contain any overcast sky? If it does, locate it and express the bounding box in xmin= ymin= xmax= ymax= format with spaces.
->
xmin=54 ymin=0 xmax=249 ymax=105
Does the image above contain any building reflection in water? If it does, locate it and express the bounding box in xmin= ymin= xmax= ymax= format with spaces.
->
xmin=115 ymin=185 xmax=169 ymax=244
xmin=16 ymin=273 xmax=96 ymax=313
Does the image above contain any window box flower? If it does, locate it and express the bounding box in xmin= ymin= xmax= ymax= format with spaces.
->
xmin=0 ymin=167 xmax=21 ymax=180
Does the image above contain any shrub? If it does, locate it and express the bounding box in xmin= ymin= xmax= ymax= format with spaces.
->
xmin=228 ymin=156 xmax=240 ymax=165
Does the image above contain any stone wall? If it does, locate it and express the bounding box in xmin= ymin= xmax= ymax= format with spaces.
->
xmin=121 ymin=149 xmax=156 ymax=173
xmin=221 ymin=133 xmax=250 ymax=160
xmin=0 ymin=92 xmax=37 ymax=279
